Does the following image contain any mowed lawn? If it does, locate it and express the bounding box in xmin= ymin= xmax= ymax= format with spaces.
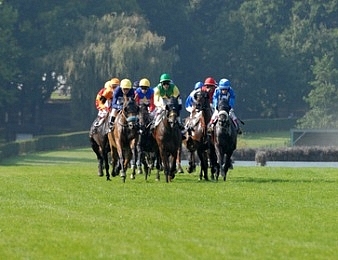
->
xmin=0 ymin=148 xmax=337 ymax=259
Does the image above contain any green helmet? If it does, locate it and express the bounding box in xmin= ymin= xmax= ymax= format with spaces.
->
xmin=160 ymin=73 xmax=171 ymax=83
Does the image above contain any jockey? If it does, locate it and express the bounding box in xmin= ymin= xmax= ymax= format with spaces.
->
xmin=201 ymin=77 xmax=217 ymax=105
xmin=134 ymin=78 xmax=155 ymax=113
xmin=153 ymin=73 xmax=184 ymax=130
xmin=185 ymin=81 xmax=204 ymax=116
xmin=210 ymin=78 xmax=242 ymax=134
xmin=133 ymin=80 xmax=139 ymax=92
xmin=93 ymin=77 xmax=120 ymax=127
xmin=109 ymin=78 xmax=135 ymax=128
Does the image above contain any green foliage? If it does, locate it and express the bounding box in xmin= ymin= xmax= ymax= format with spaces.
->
xmin=63 ymin=13 xmax=178 ymax=125
xmin=297 ymin=55 xmax=338 ymax=128
xmin=1 ymin=0 xmax=338 ymax=131
xmin=0 ymin=150 xmax=337 ymax=259
xmin=0 ymin=2 xmax=21 ymax=112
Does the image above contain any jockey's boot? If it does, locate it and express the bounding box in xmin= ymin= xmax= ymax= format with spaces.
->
xmin=234 ymin=119 xmax=242 ymax=134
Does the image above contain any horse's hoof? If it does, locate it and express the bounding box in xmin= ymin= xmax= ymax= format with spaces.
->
xmin=130 ymin=174 xmax=135 ymax=179
xmin=177 ymin=167 xmax=184 ymax=174
xmin=98 ymin=172 xmax=104 ymax=177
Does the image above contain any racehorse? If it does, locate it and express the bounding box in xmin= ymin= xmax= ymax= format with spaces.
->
xmin=213 ymin=99 xmax=237 ymax=181
xmin=183 ymin=90 xmax=213 ymax=181
xmin=107 ymin=98 xmax=139 ymax=182
xmin=153 ymin=97 xmax=182 ymax=182
xmin=136 ymin=103 xmax=161 ymax=181
xmin=89 ymin=116 xmax=113 ymax=179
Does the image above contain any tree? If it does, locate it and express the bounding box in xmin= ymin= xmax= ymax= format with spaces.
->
xmin=297 ymin=55 xmax=338 ymax=128
xmin=0 ymin=2 xmax=21 ymax=117
xmin=62 ymin=13 xmax=178 ymax=127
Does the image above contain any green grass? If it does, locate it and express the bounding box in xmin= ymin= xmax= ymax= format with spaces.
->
xmin=238 ymin=131 xmax=290 ymax=148
xmin=0 ymin=148 xmax=337 ymax=259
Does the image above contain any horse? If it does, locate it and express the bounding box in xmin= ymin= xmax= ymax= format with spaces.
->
xmin=183 ymin=90 xmax=213 ymax=181
xmin=136 ymin=103 xmax=161 ymax=181
xmin=153 ymin=97 xmax=182 ymax=182
xmin=89 ymin=116 xmax=114 ymax=179
xmin=107 ymin=98 xmax=139 ymax=182
xmin=213 ymin=99 xmax=237 ymax=181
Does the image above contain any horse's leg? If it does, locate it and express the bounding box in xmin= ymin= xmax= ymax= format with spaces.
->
xmin=136 ymin=139 xmax=143 ymax=175
xmin=116 ymin=144 xmax=126 ymax=182
xmin=176 ymin=144 xmax=184 ymax=173
xmin=129 ymin=139 xmax=138 ymax=179
xmin=187 ymin=150 xmax=196 ymax=173
xmin=197 ymin=146 xmax=208 ymax=181
xmin=103 ymin=149 xmax=110 ymax=181
xmin=155 ymin=153 xmax=161 ymax=181
xmin=223 ymin=151 xmax=234 ymax=181
xmin=170 ymin=152 xmax=178 ymax=181
xmin=209 ymin=141 xmax=218 ymax=180
xmin=158 ymin=147 xmax=169 ymax=183
xmin=90 ymin=137 xmax=104 ymax=177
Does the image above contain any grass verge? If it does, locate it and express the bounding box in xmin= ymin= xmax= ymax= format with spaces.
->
xmin=0 ymin=148 xmax=337 ymax=259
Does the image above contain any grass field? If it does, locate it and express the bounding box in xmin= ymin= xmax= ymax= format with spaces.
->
xmin=0 ymin=148 xmax=337 ymax=259
xmin=237 ymin=131 xmax=291 ymax=148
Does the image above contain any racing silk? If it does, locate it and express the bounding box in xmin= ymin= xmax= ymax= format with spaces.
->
xmin=201 ymin=85 xmax=215 ymax=104
xmin=212 ymin=87 xmax=236 ymax=110
xmin=185 ymin=89 xmax=200 ymax=113
xmin=95 ymin=87 xmax=113 ymax=111
xmin=135 ymin=87 xmax=155 ymax=112
xmin=153 ymin=83 xmax=181 ymax=109
xmin=111 ymin=86 xmax=135 ymax=110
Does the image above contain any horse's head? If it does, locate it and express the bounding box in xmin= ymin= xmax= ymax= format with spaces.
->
xmin=218 ymin=110 xmax=230 ymax=127
xmin=138 ymin=103 xmax=151 ymax=132
xmin=123 ymin=98 xmax=139 ymax=129
xmin=218 ymin=98 xmax=231 ymax=113
xmin=195 ymin=91 xmax=209 ymax=111
xmin=165 ymin=97 xmax=179 ymax=127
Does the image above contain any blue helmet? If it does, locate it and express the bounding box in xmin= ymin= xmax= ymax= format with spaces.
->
xmin=194 ymin=81 xmax=203 ymax=90
xmin=219 ymin=78 xmax=230 ymax=90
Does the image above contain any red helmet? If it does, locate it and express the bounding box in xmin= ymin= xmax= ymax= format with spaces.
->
xmin=204 ymin=77 xmax=217 ymax=86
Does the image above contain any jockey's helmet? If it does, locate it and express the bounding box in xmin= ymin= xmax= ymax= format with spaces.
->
xmin=219 ymin=78 xmax=230 ymax=90
xmin=204 ymin=77 xmax=217 ymax=87
xmin=160 ymin=73 xmax=171 ymax=83
xmin=120 ymin=79 xmax=132 ymax=89
xmin=139 ymin=78 xmax=151 ymax=88
xmin=194 ymin=81 xmax=203 ymax=90
xmin=110 ymin=77 xmax=120 ymax=86
xmin=104 ymin=80 xmax=112 ymax=89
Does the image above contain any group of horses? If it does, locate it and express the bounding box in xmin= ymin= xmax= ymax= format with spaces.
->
xmin=183 ymin=92 xmax=237 ymax=181
xmin=89 ymin=94 xmax=237 ymax=183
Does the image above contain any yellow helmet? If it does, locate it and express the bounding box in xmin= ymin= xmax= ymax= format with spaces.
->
xmin=110 ymin=77 xmax=120 ymax=85
xmin=104 ymin=81 xmax=112 ymax=89
xmin=139 ymin=78 xmax=151 ymax=88
xmin=120 ymin=78 xmax=132 ymax=89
